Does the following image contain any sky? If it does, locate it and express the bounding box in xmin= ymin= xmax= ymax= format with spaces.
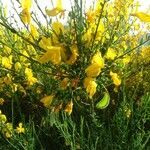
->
xmin=0 ymin=0 xmax=150 ymax=26
xmin=1 ymin=0 xmax=150 ymax=10
xmin=0 ymin=0 xmax=150 ymax=11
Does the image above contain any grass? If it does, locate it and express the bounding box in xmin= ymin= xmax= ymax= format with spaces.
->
xmin=0 ymin=86 xmax=149 ymax=150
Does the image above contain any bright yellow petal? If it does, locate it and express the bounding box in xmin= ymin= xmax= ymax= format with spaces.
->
xmin=39 ymin=36 xmax=52 ymax=50
xmin=25 ymin=68 xmax=33 ymax=78
xmin=64 ymin=101 xmax=73 ymax=115
xmin=52 ymin=21 xmax=64 ymax=35
xmin=131 ymin=12 xmax=150 ymax=22
xmin=20 ymin=8 xmax=31 ymax=24
xmin=45 ymin=8 xmax=61 ymax=16
xmin=105 ymin=48 xmax=117 ymax=60
xmin=110 ymin=71 xmax=121 ymax=86
xmin=91 ymin=51 xmax=104 ymax=68
xmin=21 ymin=0 xmax=32 ymax=10
xmin=39 ymin=46 xmax=61 ymax=64
xmin=56 ymin=0 xmax=63 ymax=10
xmin=83 ymin=77 xmax=97 ymax=99
xmin=30 ymin=24 xmax=39 ymax=39
xmin=40 ymin=95 xmax=54 ymax=108
xmin=45 ymin=0 xmax=64 ymax=17
xmin=85 ymin=63 xmax=101 ymax=77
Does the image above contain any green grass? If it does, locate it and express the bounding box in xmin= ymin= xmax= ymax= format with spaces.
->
xmin=0 ymin=89 xmax=149 ymax=150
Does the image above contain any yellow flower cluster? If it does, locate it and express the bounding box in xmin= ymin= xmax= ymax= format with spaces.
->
xmin=25 ymin=68 xmax=38 ymax=86
xmin=131 ymin=12 xmax=150 ymax=23
xmin=16 ymin=123 xmax=25 ymax=134
xmin=1 ymin=46 xmax=12 ymax=69
xmin=45 ymin=0 xmax=65 ymax=18
xmin=84 ymin=77 xmax=97 ymax=99
xmin=40 ymin=95 xmax=54 ymax=108
xmin=0 ymin=110 xmax=25 ymax=137
xmin=20 ymin=0 xmax=32 ymax=24
xmin=64 ymin=100 xmax=73 ymax=115
xmin=105 ymin=48 xmax=117 ymax=60
xmin=140 ymin=46 xmax=150 ymax=62
xmin=0 ymin=0 xmax=149 ymax=118
xmin=0 ymin=110 xmax=13 ymax=138
xmin=40 ymin=95 xmax=73 ymax=115
xmin=110 ymin=71 xmax=121 ymax=92
xmin=84 ymin=51 xmax=105 ymax=98
xmin=38 ymin=32 xmax=78 ymax=65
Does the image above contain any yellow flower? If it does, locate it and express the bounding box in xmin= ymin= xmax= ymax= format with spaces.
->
xmin=20 ymin=0 xmax=31 ymax=24
xmin=25 ymin=68 xmax=37 ymax=86
xmin=85 ymin=63 xmax=101 ymax=77
xmin=45 ymin=0 xmax=65 ymax=17
xmin=2 ymin=123 xmax=13 ymax=138
xmin=66 ymin=44 xmax=78 ymax=65
xmin=20 ymin=8 xmax=31 ymax=24
xmin=11 ymin=83 xmax=18 ymax=93
xmin=14 ymin=62 xmax=22 ymax=71
xmin=3 ymin=74 xmax=12 ymax=85
xmin=83 ymin=22 xmax=105 ymax=43
xmin=95 ymin=0 xmax=105 ymax=12
xmin=30 ymin=24 xmax=39 ymax=39
xmin=91 ymin=51 xmax=104 ymax=68
xmin=39 ymin=36 xmax=52 ymax=50
xmin=84 ymin=77 xmax=97 ymax=99
xmin=3 ymin=46 xmax=11 ymax=55
xmin=52 ymin=21 xmax=64 ymax=35
xmin=2 ymin=56 xmax=12 ymax=69
xmin=105 ymin=48 xmax=117 ymax=60
xmin=0 ymin=98 xmax=5 ymax=105
xmin=25 ymin=68 xmax=33 ymax=78
xmin=60 ymin=78 xmax=69 ymax=90
xmin=140 ymin=46 xmax=150 ymax=62
xmin=21 ymin=0 xmax=32 ymax=10
xmin=27 ymin=76 xmax=37 ymax=86
xmin=122 ymin=56 xmax=130 ymax=65
xmin=86 ymin=9 xmax=96 ymax=23
xmin=20 ymin=0 xmax=32 ymax=24
xmin=110 ymin=71 xmax=121 ymax=86
xmin=95 ymin=22 xmax=105 ymax=40
xmin=131 ymin=12 xmax=150 ymax=22
xmin=40 ymin=95 xmax=54 ymax=108
xmin=64 ymin=101 xmax=73 ymax=115
xmin=85 ymin=51 xmax=104 ymax=77
xmin=39 ymin=46 xmax=61 ymax=65
xmin=16 ymin=123 xmax=25 ymax=134
xmin=20 ymin=50 xmax=29 ymax=62
xmin=0 ymin=110 xmax=7 ymax=123
xmin=83 ymin=28 xmax=92 ymax=43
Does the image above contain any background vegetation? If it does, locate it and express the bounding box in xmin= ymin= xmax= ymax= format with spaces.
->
xmin=0 ymin=0 xmax=150 ymax=149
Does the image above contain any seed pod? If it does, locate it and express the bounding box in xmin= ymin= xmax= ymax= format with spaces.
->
xmin=96 ymin=92 xmax=110 ymax=109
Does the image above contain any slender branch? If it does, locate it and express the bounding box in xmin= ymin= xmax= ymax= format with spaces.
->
xmin=90 ymin=1 xmax=106 ymax=51
xmin=0 ymin=21 xmax=45 ymax=52
xmin=115 ymin=37 xmax=150 ymax=61
xmin=100 ymin=37 xmax=150 ymax=74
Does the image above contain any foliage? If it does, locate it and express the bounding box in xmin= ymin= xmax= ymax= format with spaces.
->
xmin=0 ymin=0 xmax=150 ymax=149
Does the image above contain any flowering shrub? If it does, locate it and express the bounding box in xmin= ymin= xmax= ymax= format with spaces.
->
xmin=0 ymin=0 xmax=149 ymax=149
